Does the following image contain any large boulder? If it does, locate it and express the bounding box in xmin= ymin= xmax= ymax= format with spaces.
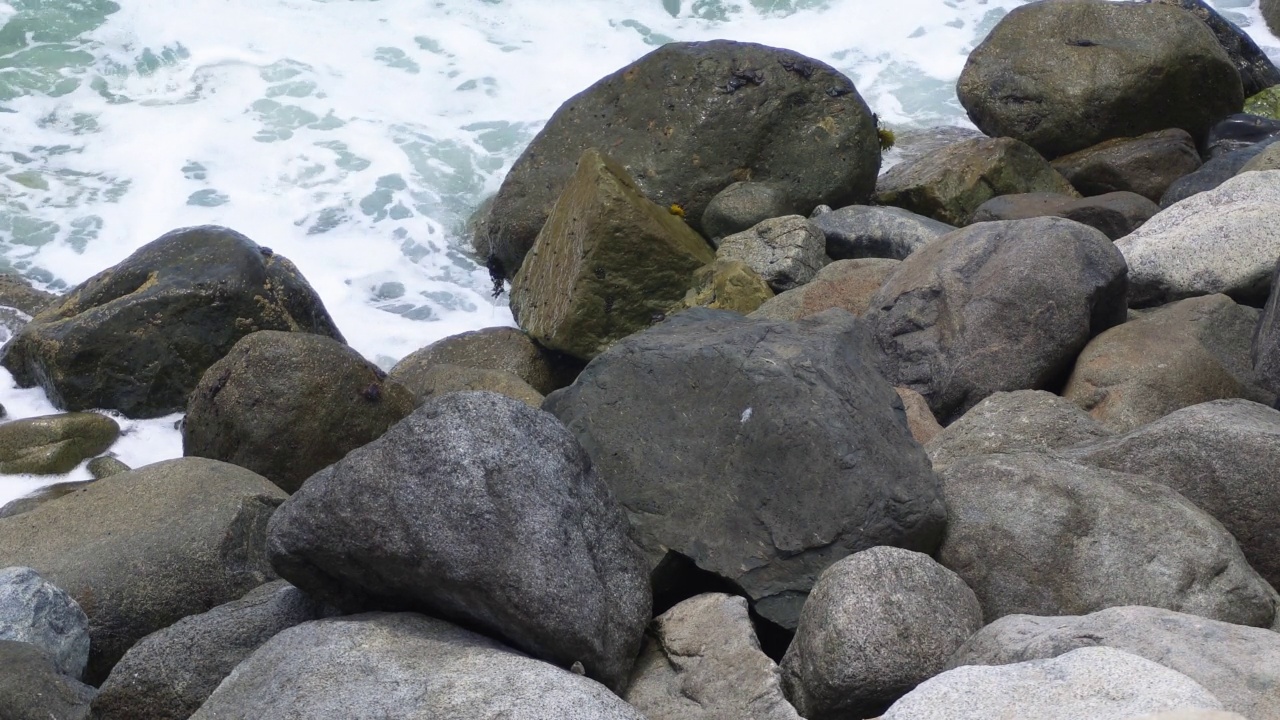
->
xmin=956 ymin=0 xmax=1242 ymax=159
xmin=0 ymin=412 xmax=119 ymax=475
xmin=91 ymin=581 xmax=332 ymax=720
xmin=1118 ymin=170 xmax=1280 ymax=307
xmin=182 ymin=330 xmax=417 ymax=494
xmin=750 ymin=258 xmax=899 ymax=321
xmin=969 ymin=191 xmax=1159 ymax=240
xmin=700 ymin=182 xmax=796 ymax=243
xmin=950 ymin=606 xmax=1280 ymax=720
xmin=624 ymin=594 xmax=801 ymax=720
xmin=810 ymin=205 xmax=953 ymax=261
xmin=389 ymin=326 xmax=574 ymax=397
xmin=1255 ymin=258 xmax=1280 ymax=396
xmin=0 ymin=566 xmax=88 ymax=680
xmin=1139 ymin=0 xmax=1280 ymax=98
xmin=863 ymin=217 xmax=1127 ymax=424
xmin=780 ymin=547 xmax=982 ymax=719
xmin=937 ymin=452 xmax=1279 ymax=627
xmin=484 ymin=40 xmax=881 ymax=278
xmin=1050 ymin=128 xmax=1202 ymax=203
xmin=715 ymin=215 xmax=828 ymax=292
xmin=0 ymin=458 xmax=285 ymax=683
xmin=544 ymin=309 xmax=945 ymax=630
xmin=1063 ymin=295 xmax=1274 ymax=432
xmin=0 ymin=226 xmax=343 ymax=418
xmin=267 ymin=391 xmax=649 ymax=692
xmin=509 ymin=148 xmax=714 ymax=361
xmin=0 ymin=640 xmax=95 ymax=720
xmin=190 ymin=613 xmax=646 ymax=720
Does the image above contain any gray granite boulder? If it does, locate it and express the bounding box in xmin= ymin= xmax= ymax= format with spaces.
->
xmin=1050 ymin=128 xmax=1201 ymax=203
xmin=810 ymin=205 xmax=953 ymax=260
xmin=0 ymin=566 xmax=88 ymax=679
xmin=716 ymin=216 xmax=829 ymax=292
xmin=0 ymin=640 xmax=95 ymax=720
xmin=701 ymin=182 xmax=796 ymax=243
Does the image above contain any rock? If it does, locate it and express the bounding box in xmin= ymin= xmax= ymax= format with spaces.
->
xmin=191 ymin=613 xmax=645 ymax=719
xmin=182 ymin=330 xmax=417 ymax=494
xmin=780 ymin=547 xmax=982 ymax=719
xmin=1139 ymin=0 xmax=1280 ymax=98
xmin=882 ymin=646 xmax=1223 ymax=720
xmin=749 ymin=258 xmax=898 ymax=321
xmin=882 ymin=126 xmax=986 ymax=173
xmin=864 ymin=217 xmax=1127 ymax=424
xmin=389 ymin=325 xmax=574 ymax=397
xmin=467 ymin=194 xmax=496 ymax=260
xmin=0 ymin=226 xmax=343 ymax=418
xmin=509 ymin=148 xmax=714 ymax=362
xmin=1237 ymin=142 xmax=1280 ymax=174
xmin=544 ymin=309 xmax=945 ymax=630
xmin=0 ymin=481 xmax=92 ymax=519
xmin=969 ymin=191 xmax=1160 ymax=240
xmin=1063 ymin=295 xmax=1274 ymax=432
xmin=810 ymin=205 xmax=953 ymax=261
xmin=715 ymin=216 xmax=828 ymax=292
xmin=0 ymin=567 xmax=88 ymax=679
xmin=1051 ymin=129 xmax=1202 ymax=203
xmin=679 ymin=259 xmax=774 ymax=314
xmin=895 ymin=387 xmax=941 ymax=446
xmin=0 ymin=274 xmax=56 ymax=316
xmin=1132 ymin=713 xmax=1249 ymax=720
xmin=0 ymin=413 xmax=119 ymax=475
xmin=925 ymin=390 xmax=1114 ymax=471
xmin=1119 ymin=170 xmax=1280 ymax=307
xmin=938 ymin=452 xmax=1278 ymax=627
xmin=91 ymin=581 xmax=332 ymax=720
xmin=956 ymin=0 xmax=1241 ymax=159
xmin=267 ymin=391 xmax=649 ymax=692
xmin=1206 ymin=114 xmax=1280 ymax=158
xmin=1246 ymin=85 xmax=1280 ymax=120
xmin=1256 ymin=258 xmax=1280 ymax=395
xmin=485 ymin=40 xmax=881 ymax=278
xmin=1065 ymin=399 xmax=1280 ymax=593
xmin=0 ymin=458 xmax=285 ymax=683
xmin=874 ymin=137 xmax=1078 ymax=226
xmin=1266 ymin=0 xmax=1280 ymax=37
xmin=85 ymin=456 xmax=128 ymax=479
xmin=393 ymin=362 xmax=543 ymax=408
xmin=624 ymin=594 xmax=801 ymax=720
xmin=0 ymin=640 xmax=95 ymax=720
xmin=949 ymin=606 xmax=1280 ymax=720
xmin=1162 ymin=137 xmax=1280 ymax=207
xmin=701 ymin=182 xmax=796 ymax=243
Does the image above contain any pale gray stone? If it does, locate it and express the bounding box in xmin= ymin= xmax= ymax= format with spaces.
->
xmin=716 ymin=216 xmax=829 ymax=292
xmin=0 ymin=566 xmax=88 ymax=679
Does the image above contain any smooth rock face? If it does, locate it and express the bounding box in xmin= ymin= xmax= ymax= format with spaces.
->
xmin=1206 ymin=114 xmax=1280 ymax=158
xmin=1237 ymin=142 xmax=1280 ymax=174
xmin=949 ymin=606 xmax=1280 ymax=720
xmin=485 ymin=40 xmax=880 ymax=278
xmin=938 ymin=453 xmax=1278 ymax=627
xmin=1141 ymin=0 xmax=1280 ymax=98
xmin=810 ymin=205 xmax=953 ymax=261
xmin=716 ymin=216 xmax=829 ymax=292
xmin=389 ymin=326 xmax=572 ymax=396
xmin=1119 ymin=170 xmax=1280 ymax=307
xmin=701 ymin=182 xmax=796 ymax=243
xmin=393 ymin=363 xmax=543 ymax=408
xmin=1063 ymin=295 xmax=1274 ymax=432
xmin=624 ymin=594 xmax=801 ymax=720
xmin=0 ymin=481 xmax=92 ymax=520
xmin=0 ymin=226 xmax=343 ymax=418
xmin=781 ymin=547 xmax=982 ymax=719
xmin=1257 ymin=258 xmax=1280 ymax=395
xmin=874 ymin=136 xmax=1078 ymax=225
xmin=0 ymin=458 xmax=286 ymax=683
xmin=1066 ymin=399 xmax=1280 ymax=593
xmin=183 ymin=330 xmax=417 ymax=494
xmin=864 ymin=217 xmax=1128 ymax=424
xmin=509 ymin=148 xmax=714 ymax=362
xmin=956 ymin=0 xmax=1242 ymax=158
xmin=267 ymin=391 xmax=650 ymax=692
xmin=968 ymin=191 xmax=1159 ymax=240
xmin=1161 ymin=138 xmax=1280 ymax=208
xmin=680 ymin=259 xmax=775 ymax=315
xmin=0 ymin=413 xmax=119 ymax=475
xmin=0 ymin=639 xmax=95 ymax=720
xmin=86 ymin=456 xmax=128 ymax=479
xmin=1050 ymin=128 xmax=1202 ymax=203
xmin=750 ymin=258 xmax=899 ymax=321
xmin=544 ymin=309 xmax=945 ymax=630
xmin=882 ymin=646 xmax=1223 ymax=720
xmin=0 ymin=566 xmax=89 ymax=679
xmin=190 ymin=613 xmax=646 ymax=720
xmin=91 ymin=581 xmax=332 ymax=720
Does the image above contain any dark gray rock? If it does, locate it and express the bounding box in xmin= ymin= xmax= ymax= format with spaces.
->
xmin=1161 ymin=136 xmax=1280 ymax=207
xmin=1267 ymin=0 xmax=1280 ymax=38
xmin=1050 ymin=129 xmax=1202 ymax=203
xmin=863 ymin=217 xmax=1128 ymax=424
xmin=0 ymin=640 xmax=94 ymax=720
xmin=701 ymin=182 xmax=796 ymax=243
xmin=1255 ymin=257 xmax=1280 ymax=396
xmin=811 ymin=205 xmax=953 ymax=260
xmin=0 ymin=567 xmax=88 ymax=679
xmin=969 ymin=191 xmax=1160 ymax=240
xmin=267 ymin=391 xmax=649 ymax=692
xmin=1139 ymin=0 xmax=1280 ymax=98
xmin=1205 ymin=114 xmax=1280 ymax=159
xmin=715 ymin=215 xmax=829 ymax=292
xmin=389 ymin=325 xmax=577 ymax=396
xmin=544 ymin=308 xmax=945 ymax=630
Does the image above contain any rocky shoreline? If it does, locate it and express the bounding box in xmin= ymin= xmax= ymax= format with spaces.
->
xmin=2 ymin=0 xmax=1280 ymax=717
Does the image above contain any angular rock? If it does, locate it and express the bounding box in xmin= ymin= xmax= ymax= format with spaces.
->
xmin=882 ymin=647 xmax=1223 ymax=720
xmin=1139 ymin=0 xmax=1280 ymax=98
xmin=0 ymin=566 xmax=88 ymax=679
xmin=91 ymin=581 xmax=332 ymax=720
xmin=938 ymin=452 xmax=1278 ymax=627
xmin=0 ymin=458 xmax=285 ymax=683
xmin=1162 ymin=136 xmax=1280 ymax=207
xmin=190 ymin=613 xmax=645 ymax=720
xmin=781 ymin=547 xmax=982 ymax=719
xmin=701 ymin=182 xmax=796 ymax=243
xmin=679 ymin=259 xmax=774 ymax=315
xmin=750 ymin=258 xmax=898 ymax=322
xmin=0 ymin=226 xmax=343 ymax=418
xmin=716 ymin=215 xmax=828 ymax=292
xmin=874 ymin=137 xmax=1078 ymax=226
xmin=182 ymin=330 xmax=417 ymax=493
xmin=0 ymin=640 xmax=95 ymax=720
xmin=485 ymin=40 xmax=880 ymax=278
xmin=810 ymin=205 xmax=953 ymax=261
xmin=895 ymin=386 xmax=942 ymax=446
xmin=1119 ymin=170 xmax=1280 ymax=307
xmin=864 ymin=217 xmax=1127 ymax=424
xmin=969 ymin=191 xmax=1159 ymax=240
xmin=389 ymin=325 xmax=573 ymax=397
xmin=1050 ymin=129 xmax=1202 ymax=203
xmin=0 ymin=413 xmax=119 ymax=475
xmin=509 ymin=148 xmax=714 ymax=361
xmin=1063 ymin=295 xmax=1274 ymax=432
xmin=267 ymin=391 xmax=650 ymax=692
xmin=956 ymin=0 xmax=1242 ymax=158
xmin=624 ymin=594 xmax=801 ymax=720
xmin=544 ymin=309 xmax=945 ymax=630
xmin=949 ymin=606 xmax=1280 ymax=720
xmin=393 ymin=362 xmax=543 ymax=408
xmin=1256 ymin=258 xmax=1280 ymax=395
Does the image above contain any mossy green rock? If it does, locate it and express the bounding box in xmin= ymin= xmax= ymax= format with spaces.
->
xmin=510 ymin=148 xmax=715 ymax=361
xmin=680 ymin=260 xmax=774 ymax=314
xmin=1245 ymin=86 xmax=1280 ymax=120
xmin=0 ymin=412 xmax=119 ymax=475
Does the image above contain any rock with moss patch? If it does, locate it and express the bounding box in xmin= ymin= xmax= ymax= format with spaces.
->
xmin=680 ymin=260 xmax=774 ymax=314
xmin=1245 ymin=86 xmax=1280 ymax=120
xmin=0 ymin=413 xmax=119 ymax=475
